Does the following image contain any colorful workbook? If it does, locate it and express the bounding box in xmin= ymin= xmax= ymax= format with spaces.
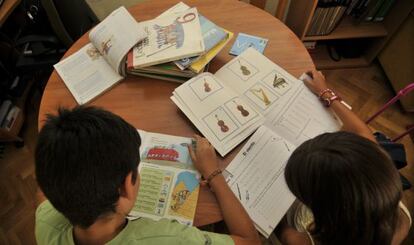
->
xmin=129 ymin=130 xmax=200 ymax=226
xmin=171 ymin=48 xmax=341 ymax=156
xmin=54 ymin=7 xmax=147 ymax=105
xmin=159 ymin=2 xmax=228 ymax=70
xmin=127 ymin=8 xmax=205 ymax=69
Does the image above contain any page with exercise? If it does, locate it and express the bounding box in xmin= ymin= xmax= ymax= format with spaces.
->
xmin=264 ymin=82 xmax=341 ymax=146
xmin=225 ymin=125 xmax=296 ymax=238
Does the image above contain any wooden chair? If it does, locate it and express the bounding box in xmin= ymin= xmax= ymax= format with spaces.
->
xmin=240 ymin=0 xmax=290 ymax=21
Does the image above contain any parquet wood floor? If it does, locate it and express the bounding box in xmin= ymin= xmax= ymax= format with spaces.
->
xmin=0 ymin=64 xmax=413 ymax=245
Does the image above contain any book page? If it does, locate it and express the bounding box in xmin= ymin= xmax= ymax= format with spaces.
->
xmin=172 ymin=72 xmax=265 ymax=156
xmin=129 ymin=8 xmax=205 ymax=68
xmin=214 ymin=48 xmax=302 ymax=116
xmin=129 ymin=130 xmax=200 ymax=225
xmin=225 ymin=125 xmax=296 ymax=237
xmin=54 ymin=43 xmax=122 ymax=105
xmin=264 ymin=82 xmax=341 ymax=146
xmin=89 ymin=6 xmax=146 ymax=75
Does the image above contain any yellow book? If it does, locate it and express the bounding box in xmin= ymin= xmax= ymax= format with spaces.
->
xmin=189 ymin=30 xmax=234 ymax=73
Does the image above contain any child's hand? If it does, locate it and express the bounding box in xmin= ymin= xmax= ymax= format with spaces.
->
xmin=302 ymin=70 xmax=329 ymax=95
xmin=188 ymin=135 xmax=219 ymax=179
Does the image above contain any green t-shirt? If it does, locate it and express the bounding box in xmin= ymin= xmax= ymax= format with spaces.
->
xmin=36 ymin=201 xmax=234 ymax=245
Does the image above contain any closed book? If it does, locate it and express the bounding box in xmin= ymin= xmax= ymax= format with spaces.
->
xmin=127 ymin=8 xmax=205 ymax=69
xmin=175 ymin=15 xmax=227 ymax=70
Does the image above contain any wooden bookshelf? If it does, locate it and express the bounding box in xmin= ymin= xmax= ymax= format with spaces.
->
xmin=309 ymin=44 xmax=369 ymax=69
xmin=303 ymin=15 xmax=388 ymax=41
xmin=285 ymin=0 xmax=414 ymax=69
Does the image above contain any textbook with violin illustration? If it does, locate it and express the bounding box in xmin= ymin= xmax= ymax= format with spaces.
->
xmin=171 ymin=47 xmax=341 ymax=156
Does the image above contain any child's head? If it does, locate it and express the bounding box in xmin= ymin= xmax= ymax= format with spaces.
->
xmin=35 ymin=106 xmax=141 ymax=228
xmin=285 ymin=131 xmax=402 ymax=245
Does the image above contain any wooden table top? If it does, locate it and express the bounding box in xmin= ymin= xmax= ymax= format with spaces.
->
xmin=38 ymin=0 xmax=314 ymax=227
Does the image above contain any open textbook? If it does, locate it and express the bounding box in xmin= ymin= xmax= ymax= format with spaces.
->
xmin=171 ymin=47 xmax=341 ymax=156
xmin=54 ymin=7 xmax=146 ymax=105
xmin=129 ymin=130 xmax=200 ymax=226
xmin=127 ymin=8 xmax=205 ymax=69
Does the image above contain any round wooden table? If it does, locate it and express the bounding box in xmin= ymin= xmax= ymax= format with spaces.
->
xmin=38 ymin=0 xmax=314 ymax=227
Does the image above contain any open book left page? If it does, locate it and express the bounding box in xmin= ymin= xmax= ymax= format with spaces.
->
xmin=129 ymin=130 xmax=200 ymax=226
xmin=54 ymin=6 xmax=146 ymax=105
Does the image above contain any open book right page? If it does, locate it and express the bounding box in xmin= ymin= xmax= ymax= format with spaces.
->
xmin=214 ymin=47 xmax=341 ymax=145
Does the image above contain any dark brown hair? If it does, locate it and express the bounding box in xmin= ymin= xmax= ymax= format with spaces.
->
xmin=285 ymin=131 xmax=402 ymax=245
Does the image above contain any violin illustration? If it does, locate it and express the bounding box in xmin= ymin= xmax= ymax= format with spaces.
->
xmin=233 ymin=100 xmax=249 ymax=117
xmin=215 ymin=114 xmax=229 ymax=133
xmin=250 ymin=88 xmax=271 ymax=106
xmin=273 ymin=75 xmax=287 ymax=88
xmin=238 ymin=60 xmax=251 ymax=76
xmin=204 ymin=79 xmax=211 ymax=92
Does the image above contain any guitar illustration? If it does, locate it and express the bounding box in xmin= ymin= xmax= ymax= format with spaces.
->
xmin=215 ymin=114 xmax=229 ymax=133
xmin=273 ymin=75 xmax=287 ymax=89
xmin=238 ymin=60 xmax=251 ymax=76
xmin=204 ymin=79 xmax=211 ymax=92
xmin=233 ymin=100 xmax=249 ymax=117
xmin=250 ymin=88 xmax=271 ymax=106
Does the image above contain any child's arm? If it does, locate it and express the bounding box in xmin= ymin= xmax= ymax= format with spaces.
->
xmin=189 ymin=135 xmax=261 ymax=245
xmin=302 ymin=70 xmax=376 ymax=142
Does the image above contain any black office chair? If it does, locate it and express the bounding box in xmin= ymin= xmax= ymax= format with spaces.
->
xmin=15 ymin=0 xmax=98 ymax=73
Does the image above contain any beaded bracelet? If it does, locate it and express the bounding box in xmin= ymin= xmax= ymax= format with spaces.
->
xmin=200 ymin=169 xmax=222 ymax=186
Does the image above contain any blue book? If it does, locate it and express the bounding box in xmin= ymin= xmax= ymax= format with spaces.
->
xmin=175 ymin=15 xmax=227 ymax=70
xmin=229 ymin=33 xmax=268 ymax=56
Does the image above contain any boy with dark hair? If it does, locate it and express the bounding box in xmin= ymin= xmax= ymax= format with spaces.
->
xmin=35 ymin=106 xmax=260 ymax=244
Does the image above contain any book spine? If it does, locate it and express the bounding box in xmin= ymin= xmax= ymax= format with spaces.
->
xmin=373 ymin=0 xmax=396 ymax=21
xmin=365 ymin=0 xmax=385 ymax=21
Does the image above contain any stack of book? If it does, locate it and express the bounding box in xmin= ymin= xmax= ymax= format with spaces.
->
xmin=307 ymin=0 xmax=351 ymax=36
xmin=126 ymin=2 xmax=233 ymax=83
xmin=346 ymin=0 xmax=396 ymax=22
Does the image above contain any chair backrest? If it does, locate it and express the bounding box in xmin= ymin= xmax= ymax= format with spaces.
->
xmin=41 ymin=0 xmax=98 ymax=47
xmin=241 ymin=0 xmax=290 ymax=21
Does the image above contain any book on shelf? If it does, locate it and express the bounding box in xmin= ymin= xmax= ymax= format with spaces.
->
xmin=126 ymin=8 xmax=205 ymax=69
xmin=171 ymin=48 xmax=341 ymax=156
xmin=307 ymin=0 xmax=350 ymax=36
xmin=346 ymin=0 xmax=396 ymax=22
xmin=128 ymin=130 xmax=200 ymax=226
xmin=373 ymin=0 xmax=396 ymax=22
xmin=53 ymin=6 xmax=147 ymax=105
